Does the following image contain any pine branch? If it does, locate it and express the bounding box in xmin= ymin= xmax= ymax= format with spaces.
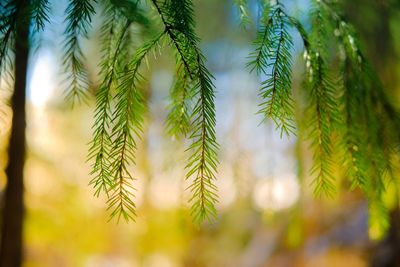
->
xmin=110 ymin=0 xmax=149 ymax=26
xmin=248 ymin=4 xmax=295 ymax=136
xmin=150 ymin=0 xmax=195 ymax=78
xmin=233 ymin=0 xmax=251 ymax=26
xmin=306 ymin=1 xmax=340 ymax=196
xmin=323 ymin=3 xmax=372 ymax=191
xmin=186 ymin=53 xmax=219 ymax=223
xmin=313 ymin=2 xmax=399 ymax=238
xmin=307 ymin=54 xmax=338 ymax=197
xmin=345 ymin=58 xmax=391 ymax=239
xmin=247 ymin=16 xmax=272 ymax=74
xmin=30 ymin=0 xmax=50 ymax=31
xmin=0 ymin=1 xmax=17 ymax=82
xmin=310 ymin=0 xmax=331 ymax=57
xmin=107 ymin=31 xmax=165 ymax=222
xmin=88 ymin=6 xmax=131 ymax=198
xmin=151 ymin=0 xmax=219 ymax=223
xmin=166 ymin=59 xmax=192 ymax=138
xmin=247 ymin=5 xmax=282 ymax=74
xmin=287 ymin=16 xmax=310 ymax=51
xmin=340 ymin=58 xmax=368 ymax=190
xmin=62 ymin=0 xmax=96 ymax=104
xmin=112 ymin=1 xmax=150 ymax=71
xmin=322 ymin=0 xmax=398 ymax=235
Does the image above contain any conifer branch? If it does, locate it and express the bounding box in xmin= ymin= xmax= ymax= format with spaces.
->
xmin=249 ymin=3 xmax=295 ymax=136
xmin=323 ymin=3 xmax=371 ymax=191
xmin=150 ymin=0 xmax=194 ymax=79
xmin=318 ymin=1 xmax=398 ymax=236
xmin=88 ymin=8 xmax=131 ymax=198
xmin=340 ymin=58 xmax=368 ymax=190
xmin=306 ymin=0 xmax=340 ymax=197
xmin=0 ymin=1 xmax=17 ymax=81
xmin=151 ymin=0 xmax=219 ymax=223
xmin=62 ymin=0 xmax=96 ymax=104
xmin=248 ymin=17 xmax=272 ymax=74
xmin=186 ymin=52 xmax=219 ymax=223
xmin=6 ymin=0 xmax=395 ymax=232
xmin=166 ymin=60 xmax=192 ymax=138
xmin=233 ymin=0 xmax=251 ymax=26
xmin=110 ymin=0 xmax=149 ymax=26
xmin=325 ymin=0 xmax=398 ymax=182
xmin=307 ymin=54 xmax=338 ymax=197
xmin=30 ymin=0 xmax=50 ymax=31
xmin=287 ymin=16 xmax=310 ymax=51
xmin=107 ymin=31 xmax=165 ymax=222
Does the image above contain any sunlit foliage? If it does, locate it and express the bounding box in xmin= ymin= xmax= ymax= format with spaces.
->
xmin=1 ymin=0 xmax=400 ymax=233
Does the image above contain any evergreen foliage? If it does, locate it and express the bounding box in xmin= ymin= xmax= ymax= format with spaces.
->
xmin=30 ymin=0 xmax=50 ymax=31
xmin=321 ymin=0 xmax=400 ymax=236
xmin=244 ymin=0 xmax=400 ymax=234
xmin=305 ymin=0 xmax=341 ymax=197
xmin=88 ymin=5 xmax=131 ymax=199
xmin=233 ymin=0 xmax=250 ymax=26
xmin=0 ymin=1 xmax=17 ymax=85
xmin=107 ymin=31 xmax=164 ymax=221
xmin=62 ymin=0 xmax=96 ymax=104
xmin=248 ymin=1 xmax=295 ymax=136
xmin=151 ymin=0 xmax=219 ymax=223
xmin=88 ymin=2 xmax=157 ymax=221
xmin=89 ymin=0 xmax=219 ymax=223
xmin=165 ymin=58 xmax=192 ymax=139
xmin=1 ymin=0 xmax=400 ymax=232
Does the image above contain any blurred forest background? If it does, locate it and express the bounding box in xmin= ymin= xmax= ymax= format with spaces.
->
xmin=1 ymin=0 xmax=400 ymax=266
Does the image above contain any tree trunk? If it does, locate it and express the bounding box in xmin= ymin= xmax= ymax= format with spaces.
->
xmin=0 ymin=1 xmax=30 ymax=266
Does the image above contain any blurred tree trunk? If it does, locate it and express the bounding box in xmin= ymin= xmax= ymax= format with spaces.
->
xmin=0 ymin=1 xmax=30 ymax=266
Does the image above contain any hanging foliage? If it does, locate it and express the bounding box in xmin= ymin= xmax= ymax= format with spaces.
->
xmin=1 ymin=0 xmax=399 ymax=234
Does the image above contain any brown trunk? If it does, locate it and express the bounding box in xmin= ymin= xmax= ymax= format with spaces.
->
xmin=0 ymin=1 xmax=30 ymax=266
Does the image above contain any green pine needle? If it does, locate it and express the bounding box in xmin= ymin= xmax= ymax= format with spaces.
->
xmin=62 ymin=0 xmax=96 ymax=105
xmin=88 ymin=7 xmax=131 ymax=198
xmin=306 ymin=55 xmax=339 ymax=197
xmin=0 ymin=1 xmax=17 ymax=83
xmin=248 ymin=4 xmax=296 ymax=137
xmin=106 ymin=31 xmax=165 ymax=222
xmin=166 ymin=58 xmax=192 ymax=139
xmin=152 ymin=0 xmax=220 ymax=224
xmin=30 ymin=0 xmax=50 ymax=31
xmin=233 ymin=0 xmax=251 ymax=26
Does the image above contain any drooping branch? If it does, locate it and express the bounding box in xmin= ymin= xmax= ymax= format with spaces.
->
xmin=151 ymin=0 xmax=219 ymax=223
xmin=107 ymin=32 xmax=165 ymax=222
xmin=62 ymin=0 xmax=96 ymax=104
xmin=88 ymin=8 xmax=131 ymax=198
xmin=248 ymin=3 xmax=295 ymax=136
